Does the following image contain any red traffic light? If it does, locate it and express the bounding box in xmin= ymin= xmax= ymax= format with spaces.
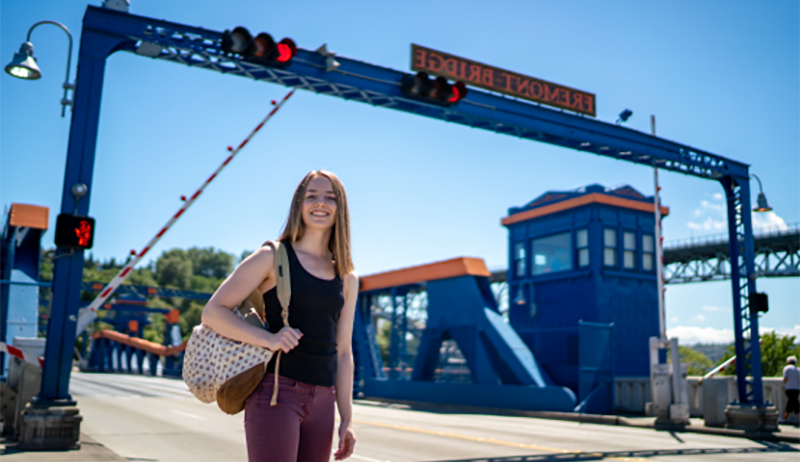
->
xmin=221 ymin=27 xmax=297 ymax=66
xmin=55 ymin=213 xmax=95 ymax=250
xmin=401 ymin=72 xmax=467 ymax=105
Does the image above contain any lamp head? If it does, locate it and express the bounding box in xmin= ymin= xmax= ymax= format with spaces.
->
xmin=5 ymin=42 xmax=41 ymax=80
xmin=514 ymin=286 xmax=526 ymax=305
xmin=753 ymin=191 xmax=773 ymax=213
xmin=617 ymin=109 xmax=633 ymax=124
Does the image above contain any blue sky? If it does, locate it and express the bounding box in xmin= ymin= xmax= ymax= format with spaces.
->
xmin=2 ymin=0 xmax=798 ymax=344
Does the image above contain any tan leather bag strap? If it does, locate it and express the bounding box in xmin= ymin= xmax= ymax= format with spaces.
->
xmin=266 ymin=240 xmax=291 ymax=406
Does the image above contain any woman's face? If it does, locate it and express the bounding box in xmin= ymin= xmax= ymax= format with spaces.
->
xmin=302 ymin=176 xmax=337 ymax=231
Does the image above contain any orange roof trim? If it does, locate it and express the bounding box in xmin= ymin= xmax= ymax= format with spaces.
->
xmin=501 ymin=193 xmax=669 ymax=226
xmin=360 ymin=257 xmax=490 ymax=292
xmin=9 ymin=203 xmax=49 ymax=230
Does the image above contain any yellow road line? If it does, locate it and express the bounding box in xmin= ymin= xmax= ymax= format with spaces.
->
xmin=352 ymin=418 xmax=651 ymax=462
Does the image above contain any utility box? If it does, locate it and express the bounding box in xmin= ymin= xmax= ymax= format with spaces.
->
xmin=1 ymin=337 xmax=44 ymax=436
xmin=502 ymin=184 xmax=668 ymax=394
xmin=703 ymin=378 xmax=730 ymax=427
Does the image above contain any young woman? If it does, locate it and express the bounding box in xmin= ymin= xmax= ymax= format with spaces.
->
xmin=201 ymin=170 xmax=358 ymax=462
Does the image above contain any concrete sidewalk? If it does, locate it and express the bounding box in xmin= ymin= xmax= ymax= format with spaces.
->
xmin=0 ymin=434 xmax=127 ymax=462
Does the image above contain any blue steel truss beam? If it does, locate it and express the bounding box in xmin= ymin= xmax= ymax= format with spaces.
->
xmin=39 ymin=5 xmax=764 ymax=408
xmin=83 ymin=6 xmax=748 ymax=181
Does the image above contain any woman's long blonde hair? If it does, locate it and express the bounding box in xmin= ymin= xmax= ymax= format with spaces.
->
xmin=278 ymin=170 xmax=354 ymax=277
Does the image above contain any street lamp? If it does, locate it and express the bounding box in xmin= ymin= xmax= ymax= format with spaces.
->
xmin=750 ymin=173 xmax=773 ymax=213
xmin=4 ymin=20 xmax=75 ymax=117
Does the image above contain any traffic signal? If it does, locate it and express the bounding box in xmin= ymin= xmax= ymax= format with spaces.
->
xmin=55 ymin=213 xmax=95 ymax=249
xmin=401 ymin=72 xmax=467 ymax=105
xmin=749 ymin=292 xmax=768 ymax=313
xmin=221 ymin=27 xmax=297 ymax=66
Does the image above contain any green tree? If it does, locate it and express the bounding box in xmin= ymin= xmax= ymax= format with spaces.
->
xmin=156 ymin=249 xmax=193 ymax=289
xmin=668 ymin=345 xmax=714 ymax=376
xmin=720 ymin=331 xmax=800 ymax=377
xmin=186 ymin=247 xmax=233 ymax=279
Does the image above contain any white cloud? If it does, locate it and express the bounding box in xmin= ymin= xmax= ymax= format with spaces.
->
xmin=671 ymin=317 xmax=679 ymax=322
xmin=668 ymin=326 xmax=734 ymax=344
xmin=687 ymin=194 xmax=790 ymax=235
xmin=686 ymin=217 xmax=726 ymax=231
xmin=692 ymin=314 xmax=707 ymax=322
xmin=702 ymin=305 xmax=722 ymax=312
xmin=752 ymin=211 xmax=789 ymax=232
xmin=761 ymin=325 xmax=800 ymax=339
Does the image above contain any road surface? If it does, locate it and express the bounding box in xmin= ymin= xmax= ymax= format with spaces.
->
xmin=71 ymin=372 xmax=799 ymax=462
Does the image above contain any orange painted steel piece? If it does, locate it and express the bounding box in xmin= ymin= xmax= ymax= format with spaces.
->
xmin=127 ymin=320 xmax=139 ymax=332
xmin=9 ymin=203 xmax=49 ymax=230
xmin=165 ymin=309 xmax=181 ymax=324
xmin=360 ymin=257 xmax=491 ymax=293
xmin=92 ymin=329 xmax=187 ymax=356
xmin=501 ymin=193 xmax=670 ymax=226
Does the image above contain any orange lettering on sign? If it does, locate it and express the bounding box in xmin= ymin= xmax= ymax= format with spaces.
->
xmin=583 ymin=94 xmax=594 ymax=112
xmin=571 ymin=92 xmax=583 ymax=109
xmin=530 ymin=81 xmax=542 ymax=98
xmin=413 ymin=48 xmax=427 ymax=70
xmin=469 ymin=64 xmax=481 ymax=82
xmin=482 ymin=68 xmax=493 ymax=86
xmin=515 ymin=78 xmax=528 ymax=96
xmin=427 ymin=52 xmax=443 ymax=72
xmin=559 ymin=89 xmax=569 ymax=104
xmin=545 ymin=84 xmax=560 ymax=102
xmin=444 ymin=58 xmax=459 ymax=78
xmin=459 ymin=61 xmax=467 ymax=80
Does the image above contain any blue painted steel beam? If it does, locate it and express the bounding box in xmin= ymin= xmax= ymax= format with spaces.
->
xmin=82 ymin=6 xmax=748 ymax=181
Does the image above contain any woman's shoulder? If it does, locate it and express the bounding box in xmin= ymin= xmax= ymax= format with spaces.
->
xmin=342 ymin=271 xmax=358 ymax=294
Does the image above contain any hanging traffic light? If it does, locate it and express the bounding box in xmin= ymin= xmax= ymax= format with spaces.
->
xmin=221 ymin=27 xmax=297 ymax=66
xmin=55 ymin=213 xmax=95 ymax=250
xmin=401 ymin=72 xmax=467 ymax=105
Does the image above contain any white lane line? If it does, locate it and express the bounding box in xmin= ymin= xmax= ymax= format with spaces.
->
xmin=350 ymin=455 xmax=391 ymax=462
xmin=171 ymin=409 xmax=205 ymax=420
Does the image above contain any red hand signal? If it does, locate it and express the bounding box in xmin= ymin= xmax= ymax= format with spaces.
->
xmin=75 ymin=220 xmax=92 ymax=247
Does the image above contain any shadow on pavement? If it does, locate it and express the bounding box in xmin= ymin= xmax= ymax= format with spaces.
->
xmin=427 ymin=440 xmax=799 ymax=461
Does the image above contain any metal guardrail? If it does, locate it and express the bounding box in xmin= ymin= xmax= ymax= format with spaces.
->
xmin=664 ymin=222 xmax=799 ymax=250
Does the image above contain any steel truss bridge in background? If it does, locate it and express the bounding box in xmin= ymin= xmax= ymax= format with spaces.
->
xmin=37 ymin=4 xmax=768 ymax=409
xmin=664 ymin=223 xmax=800 ymax=284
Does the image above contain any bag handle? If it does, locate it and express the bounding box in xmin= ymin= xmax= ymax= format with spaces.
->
xmin=265 ymin=240 xmax=291 ymax=406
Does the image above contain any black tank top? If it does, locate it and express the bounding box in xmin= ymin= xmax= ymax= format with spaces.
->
xmin=263 ymin=242 xmax=344 ymax=386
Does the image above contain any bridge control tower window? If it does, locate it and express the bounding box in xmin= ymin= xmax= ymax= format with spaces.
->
xmin=532 ymin=232 xmax=572 ymax=275
xmin=642 ymin=234 xmax=655 ymax=271
xmin=576 ymin=229 xmax=589 ymax=267
xmin=604 ymin=228 xmax=617 ymax=267
xmin=623 ymin=231 xmax=637 ymax=269
xmin=514 ymin=242 xmax=526 ymax=277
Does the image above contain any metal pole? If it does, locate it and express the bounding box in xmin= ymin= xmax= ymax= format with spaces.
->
xmin=652 ymin=115 xmax=666 ymax=341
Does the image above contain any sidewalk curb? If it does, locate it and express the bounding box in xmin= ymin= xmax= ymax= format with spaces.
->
xmin=0 ymin=433 xmax=128 ymax=461
xmin=356 ymin=397 xmax=800 ymax=444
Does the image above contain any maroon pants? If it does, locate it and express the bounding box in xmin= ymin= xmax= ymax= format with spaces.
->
xmin=244 ymin=373 xmax=336 ymax=462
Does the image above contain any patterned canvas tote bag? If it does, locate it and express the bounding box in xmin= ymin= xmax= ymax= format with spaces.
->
xmin=183 ymin=241 xmax=291 ymax=414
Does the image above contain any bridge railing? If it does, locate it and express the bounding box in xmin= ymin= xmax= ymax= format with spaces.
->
xmin=84 ymin=329 xmax=186 ymax=378
xmin=664 ymin=222 xmax=799 ymax=250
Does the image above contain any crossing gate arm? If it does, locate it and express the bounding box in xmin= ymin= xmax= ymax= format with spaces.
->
xmin=84 ymin=6 xmax=748 ymax=181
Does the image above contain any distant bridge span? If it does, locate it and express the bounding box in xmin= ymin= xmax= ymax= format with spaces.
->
xmin=488 ymin=223 xmax=800 ymax=285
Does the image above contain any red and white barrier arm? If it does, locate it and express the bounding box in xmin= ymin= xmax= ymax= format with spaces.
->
xmin=698 ymin=338 xmax=763 ymax=384
xmin=0 ymin=341 xmax=44 ymax=368
xmin=699 ymin=355 xmax=736 ymax=384
xmin=75 ymin=90 xmax=295 ymax=335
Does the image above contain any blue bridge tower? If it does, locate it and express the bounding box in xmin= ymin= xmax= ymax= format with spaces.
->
xmin=503 ymin=184 xmax=669 ymax=394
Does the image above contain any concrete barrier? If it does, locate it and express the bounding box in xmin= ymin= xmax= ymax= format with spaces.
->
xmin=615 ymin=376 xmax=798 ymax=424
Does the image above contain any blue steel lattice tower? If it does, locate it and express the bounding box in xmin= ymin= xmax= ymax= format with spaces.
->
xmin=503 ymin=184 xmax=668 ymax=391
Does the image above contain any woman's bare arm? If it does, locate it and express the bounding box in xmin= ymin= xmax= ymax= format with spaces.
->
xmin=201 ymin=245 xmax=301 ymax=352
xmin=334 ymin=272 xmax=358 ymax=460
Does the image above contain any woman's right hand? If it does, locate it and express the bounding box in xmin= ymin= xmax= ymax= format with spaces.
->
xmin=265 ymin=327 xmax=303 ymax=353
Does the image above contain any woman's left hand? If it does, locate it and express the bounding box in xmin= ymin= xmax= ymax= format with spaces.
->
xmin=334 ymin=421 xmax=356 ymax=460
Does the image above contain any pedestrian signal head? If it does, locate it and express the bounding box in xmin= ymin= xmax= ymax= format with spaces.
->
xmin=55 ymin=213 xmax=95 ymax=250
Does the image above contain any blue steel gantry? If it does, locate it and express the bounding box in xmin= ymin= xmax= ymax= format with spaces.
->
xmin=41 ymin=4 xmax=766 ymax=416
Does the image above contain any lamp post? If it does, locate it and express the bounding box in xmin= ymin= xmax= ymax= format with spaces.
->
xmin=750 ymin=174 xmax=773 ymax=213
xmin=5 ymin=20 xmax=75 ymax=117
